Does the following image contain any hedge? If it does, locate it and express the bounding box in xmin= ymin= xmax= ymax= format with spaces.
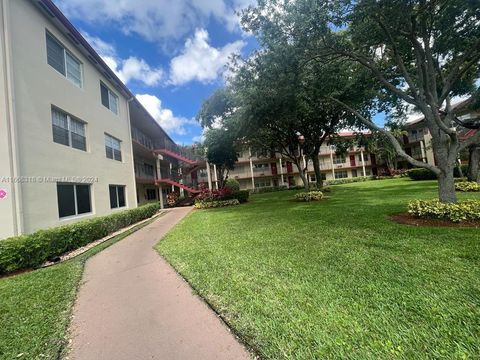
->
xmin=408 ymin=165 xmax=469 ymax=181
xmin=0 ymin=202 xmax=161 ymax=275
xmin=194 ymin=199 xmax=240 ymax=209
xmin=226 ymin=190 xmax=250 ymax=203
xmin=408 ymin=199 xmax=480 ymax=222
xmin=325 ymin=176 xmax=375 ymax=186
xmin=224 ymin=178 xmax=240 ymax=192
xmin=455 ymin=181 xmax=480 ymax=192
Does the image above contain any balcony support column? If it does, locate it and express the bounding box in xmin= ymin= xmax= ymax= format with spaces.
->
xmin=249 ymin=148 xmax=255 ymax=190
xmin=213 ymin=164 xmax=219 ymax=189
xmin=330 ymin=146 xmax=335 ymax=179
xmin=206 ymin=161 xmax=213 ymax=190
xmin=279 ymin=157 xmax=284 ymax=186
xmin=361 ymin=150 xmax=366 ymax=177
xmin=156 ymin=155 xmax=164 ymax=209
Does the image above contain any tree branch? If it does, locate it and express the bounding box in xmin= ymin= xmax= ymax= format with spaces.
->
xmin=459 ymin=130 xmax=480 ymax=151
xmin=328 ymin=96 xmax=441 ymax=174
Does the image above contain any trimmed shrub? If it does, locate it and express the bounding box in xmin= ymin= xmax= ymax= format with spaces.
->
xmin=194 ymin=199 xmax=240 ymax=209
xmin=224 ymin=178 xmax=240 ymax=192
xmin=294 ymin=191 xmax=324 ymax=202
xmin=231 ymin=190 xmax=249 ymax=203
xmin=325 ymin=176 xmax=374 ymax=186
xmin=251 ymin=185 xmax=289 ymax=194
xmin=408 ymin=199 xmax=480 ymax=222
xmin=407 ymin=168 xmax=437 ymax=181
xmin=455 ymin=181 xmax=480 ymax=192
xmin=0 ymin=202 xmax=161 ymax=275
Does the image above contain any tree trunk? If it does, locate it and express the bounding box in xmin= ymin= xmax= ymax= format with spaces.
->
xmin=467 ymin=146 xmax=480 ymax=182
xmin=294 ymin=161 xmax=309 ymax=191
xmin=437 ymin=166 xmax=457 ymax=203
xmin=311 ymin=154 xmax=323 ymax=189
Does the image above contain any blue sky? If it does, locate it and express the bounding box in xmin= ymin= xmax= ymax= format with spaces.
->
xmin=53 ymin=0 xmax=258 ymax=144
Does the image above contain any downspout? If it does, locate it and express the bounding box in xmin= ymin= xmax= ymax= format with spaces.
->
xmin=126 ymin=96 xmax=138 ymax=208
xmin=2 ymin=0 xmax=22 ymax=235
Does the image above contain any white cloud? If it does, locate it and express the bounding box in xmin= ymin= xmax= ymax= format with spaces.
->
xmin=82 ymin=32 xmax=164 ymax=86
xmin=136 ymin=94 xmax=199 ymax=136
xmin=169 ymin=29 xmax=245 ymax=85
xmin=55 ymin=0 xmax=255 ymax=45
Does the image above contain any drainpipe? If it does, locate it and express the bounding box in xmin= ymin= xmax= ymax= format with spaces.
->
xmin=249 ymin=147 xmax=255 ymax=190
xmin=2 ymin=0 xmax=23 ymax=235
xmin=360 ymin=149 xmax=366 ymax=177
xmin=206 ymin=161 xmax=212 ymax=190
xmin=213 ymin=164 xmax=219 ymax=189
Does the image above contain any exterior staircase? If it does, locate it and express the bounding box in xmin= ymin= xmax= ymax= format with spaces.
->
xmin=154 ymin=148 xmax=203 ymax=165
xmin=156 ymin=178 xmax=201 ymax=194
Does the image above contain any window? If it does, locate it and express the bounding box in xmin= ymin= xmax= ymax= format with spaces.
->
xmin=57 ymin=183 xmax=91 ymax=218
xmin=46 ymin=32 xmax=82 ymax=87
xmin=100 ymin=82 xmax=118 ymax=114
xmin=52 ymin=107 xmax=86 ymax=151
xmin=333 ymin=155 xmax=345 ymax=164
xmin=254 ymin=163 xmax=269 ymax=170
xmin=335 ymin=170 xmax=348 ymax=179
xmin=146 ymin=189 xmax=157 ymax=200
xmin=105 ymin=134 xmax=122 ymax=161
xmin=109 ymin=185 xmax=126 ymax=209
xmin=352 ymin=169 xmax=358 ymax=178
xmin=309 ymin=174 xmax=316 ymax=182
xmin=254 ymin=179 xmax=271 ymax=188
xmin=357 ymin=153 xmax=369 ymax=162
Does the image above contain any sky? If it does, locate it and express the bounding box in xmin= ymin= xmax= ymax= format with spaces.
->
xmin=53 ymin=0 xmax=258 ymax=145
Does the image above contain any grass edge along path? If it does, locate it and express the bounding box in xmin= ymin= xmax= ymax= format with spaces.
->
xmin=157 ymin=179 xmax=480 ymax=360
xmin=0 ymin=215 xmax=159 ymax=360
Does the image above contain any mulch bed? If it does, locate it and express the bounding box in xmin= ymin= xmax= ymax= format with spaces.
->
xmin=390 ymin=213 xmax=480 ymax=228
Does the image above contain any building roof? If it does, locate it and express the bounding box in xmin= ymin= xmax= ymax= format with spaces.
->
xmin=35 ymin=0 xmax=176 ymax=146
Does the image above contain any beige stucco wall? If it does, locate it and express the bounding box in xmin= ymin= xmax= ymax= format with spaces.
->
xmin=1 ymin=0 xmax=137 ymax=236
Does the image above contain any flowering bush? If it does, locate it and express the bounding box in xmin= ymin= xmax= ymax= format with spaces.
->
xmin=294 ymin=191 xmax=324 ymax=202
xmin=196 ymin=185 xmax=232 ymax=202
xmin=194 ymin=199 xmax=240 ymax=209
xmin=455 ymin=181 xmax=480 ymax=192
xmin=166 ymin=192 xmax=179 ymax=206
xmin=408 ymin=199 xmax=480 ymax=222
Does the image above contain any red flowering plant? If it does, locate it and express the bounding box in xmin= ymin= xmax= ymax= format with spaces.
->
xmin=196 ymin=184 xmax=232 ymax=202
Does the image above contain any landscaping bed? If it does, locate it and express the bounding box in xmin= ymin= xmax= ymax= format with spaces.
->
xmin=390 ymin=213 xmax=480 ymax=228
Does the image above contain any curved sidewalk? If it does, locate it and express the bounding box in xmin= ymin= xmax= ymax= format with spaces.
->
xmin=68 ymin=207 xmax=250 ymax=360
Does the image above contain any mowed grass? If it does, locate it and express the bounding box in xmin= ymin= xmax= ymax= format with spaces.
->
xmin=0 ymin=218 xmax=156 ymax=360
xmin=157 ymin=179 xmax=480 ymax=359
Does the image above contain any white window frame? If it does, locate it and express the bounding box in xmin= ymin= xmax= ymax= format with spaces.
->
xmin=57 ymin=183 xmax=92 ymax=219
xmin=46 ymin=31 xmax=83 ymax=88
xmin=100 ymin=81 xmax=119 ymax=114
xmin=105 ymin=133 xmax=122 ymax=161
xmin=109 ymin=185 xmax=126 ymax=209
xmin=52 ymin=107 xmax=87 ymax=151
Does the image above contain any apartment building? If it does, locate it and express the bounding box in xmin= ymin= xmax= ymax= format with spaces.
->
xmin=0 ymin=0 xmax=204 ymax=239
xmin=221 ymin=133 xmax=377 ymax=191
xmin=401 ymin=98 xmax=479 ymax=169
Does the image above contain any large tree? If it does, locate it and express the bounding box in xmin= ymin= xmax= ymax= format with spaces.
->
xmin=242 ymin=0 xmax=480 ymax=203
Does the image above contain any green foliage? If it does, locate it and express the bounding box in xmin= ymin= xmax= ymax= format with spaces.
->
xmin=194 ymin=199 xmax=240 ymax=209
xmin=407 ymin=168 xmax=438 ymax=181
xmin=0 ymin=203 xmax=161 ymax=275
xmin=252 ymin=185 xmax=289 ymax=194
xmin=224 ymin=178 xmax=240 ymax=192
xmin=408 ymin=200 xmax=480 ymax=222
xmin=325 ymin=176 xmax=374 ymax=185
xmin=455 ymin=182 xmax=480 ymax=192
xmin=231 ymin=190 xmax=249 ymax=203
xmin=294 ymin=191 xmax=324 ymax=202
xmin=196 ymin=88 xmax=235 ymax=129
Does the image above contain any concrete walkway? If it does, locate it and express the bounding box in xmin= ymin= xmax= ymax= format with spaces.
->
xmin=68 ymin=207 xmax=250 ymax=360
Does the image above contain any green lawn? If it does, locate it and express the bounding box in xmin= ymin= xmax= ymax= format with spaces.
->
xmin=0 ymin=218 xmax=156 ymax=360
xmin=157 ymin=179 xmax=480 ymax=359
